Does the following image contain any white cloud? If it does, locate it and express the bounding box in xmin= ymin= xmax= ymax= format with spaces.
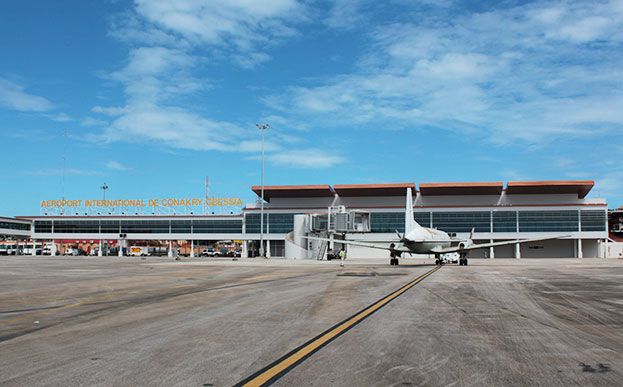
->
xmin=232 ymin=52 xmax=271 ymax=69
xmin=133 ymin=0 xmax=304 ymax=49
xmin=98 ymin=1 xmax=317 ymax=158
xmin=24 ymin=168 xmax=103 ymax=176
xmin=49 ymin=113 xmax=72 ymax=122
xmin=91 ymin=105 xmax=129 ymax=116
xmin=269 ymin=149 xmax=344 ymax=168
xmin=0 ymin=78 xmax=55 ymax=112
xmin=106 ymin=161 xmax=131 ymax=171
xmin=81 ymin=117 xmax=108 ymax=127
xmin=267 ymin=0 xmax=623 ymax=144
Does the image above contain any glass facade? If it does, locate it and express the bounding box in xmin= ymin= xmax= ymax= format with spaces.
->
xmin=171 ymin=220 xmax=191 ymax=233
xmin=100 ymin=220 xmax=120 ymax=233
xmin=414 ymin=212 xmax=431 ymax=228
xmin=33 ymin=219 xmax=242 ymax=234
xmin=121 ymin=220 xmax=170 ymax=233
xmin=34 ymin=220 xmax=52 ymax=233
xmin=432 ymin=212 xmax=490 ymax=233
xmin=493 ymin=211 xmax=517 ymax=232
xmin=518 ymin=210 xmax=578 ymax=232
xmin=193 ymin=219 xmax=242 ymax=233
xmin=371 ymin=212 xmax=405 ymax=233
xmin=267 ymin=213 xmax=295 ymax=233
xmin=26 ymin=208 xmax=606 ymax=236
xmin=245 ymin=214 xmax=268 ymax=233
xmin=54 ymin=220 xmax=99 ymax=233
xmin=581 ymin=210 xmax=606 ymax=231
xmin=0 ymin=221 xmax=31 ymax=231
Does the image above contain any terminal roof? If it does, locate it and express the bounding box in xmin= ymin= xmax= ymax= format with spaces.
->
xmin=419 ymin=182 xmax=504 ymax=196
xmin=506 ymin=180 xmax=594 ymax=198
xmin=251 ymin=185 xmax=334 ymax=202
xmin=333 ymin=183 xmax=416 ymax=197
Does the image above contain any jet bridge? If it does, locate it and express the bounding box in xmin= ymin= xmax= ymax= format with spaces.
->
xmin=285 ymin=206 xmax=370 ymax=259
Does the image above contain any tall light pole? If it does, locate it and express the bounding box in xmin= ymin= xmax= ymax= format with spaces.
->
xmin=256 ymin=123 xmax=269 ymax=257
xmin=100 ymin=183 xmax=108 ymax=201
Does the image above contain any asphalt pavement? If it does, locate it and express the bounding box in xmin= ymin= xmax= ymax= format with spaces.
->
xmin=1 ymin=256 xmax=622 ymax=386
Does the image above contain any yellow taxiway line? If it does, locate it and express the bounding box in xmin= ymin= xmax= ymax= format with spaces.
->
xmin=235 ymin=265 xmax=442 ymax=387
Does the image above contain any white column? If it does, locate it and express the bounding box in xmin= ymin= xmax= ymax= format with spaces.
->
xmin=266 ymin=240 xmax=271 ymax=258
xmin=168 ymin=240 xmax=173 ymax=257
xmin=118 ymin=238 xmax=123 ymax=256
xmin=489 ymin=240 xmax=495 ymax=259
xmin=242 ymin=240 xmax=248 ymax=258
xmin=577 ymin=239 xmax=583 ymax=258
xmin=51 ymin=241 xmax=57 ymax=256
xmin=98 ymin=240 xmax=103 ymax=256
xmin=190 ymin=240 xmax=195 ymax=257
xmin=329 ymin=233 xmax=334 ymax=250
xmin=515 ymin=243 xmax=521 ymax=259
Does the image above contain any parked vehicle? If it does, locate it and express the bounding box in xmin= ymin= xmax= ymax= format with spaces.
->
xmin=201 ymin=247 xmax=216 ymax=257
xmin=66 ymin=248 xmax=86 ymax=256
xmin=130 ymin=246 xmax=149 ymax=257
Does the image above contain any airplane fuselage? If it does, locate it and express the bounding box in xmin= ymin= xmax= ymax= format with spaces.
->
xmin=403 ymin=226 xmax=452 ymax=254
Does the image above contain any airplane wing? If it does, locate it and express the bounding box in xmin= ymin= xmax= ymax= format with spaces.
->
xmin=434 ymin=235 xmax=571 ymax=253
xmin=302 ymin=235 xmax=411 ymax=252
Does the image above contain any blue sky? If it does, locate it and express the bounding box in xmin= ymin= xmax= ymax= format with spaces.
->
xmin=1 ymin=0 xmax=622 ymax=215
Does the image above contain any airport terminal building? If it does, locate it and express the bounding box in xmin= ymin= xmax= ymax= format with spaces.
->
xmin=0 ymin=180 xmax=610 ymax=259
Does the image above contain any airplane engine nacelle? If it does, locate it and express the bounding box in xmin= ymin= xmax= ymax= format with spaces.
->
xmin=458 ymin=239 xmax=473 ymax=250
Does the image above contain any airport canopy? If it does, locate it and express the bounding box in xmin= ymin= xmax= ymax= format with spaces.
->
xmin=419 ymin=182 xmax=504 ymax=196
xmin=333 ymin=183 xmax=416 ymax=197
xmin=506 ymin=180 xmax=594 ymax=198
xmin=251 ymin=185 xmax=334 ymax=202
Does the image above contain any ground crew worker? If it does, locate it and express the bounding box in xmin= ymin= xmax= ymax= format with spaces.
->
xmin=339 ymin=248 xmax=346 ymax=267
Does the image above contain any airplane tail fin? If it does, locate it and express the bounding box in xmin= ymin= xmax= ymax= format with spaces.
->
xmin=405 ymin=187 xmax=419 ymax=234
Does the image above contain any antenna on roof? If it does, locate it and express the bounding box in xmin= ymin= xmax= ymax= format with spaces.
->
xmin=61 ymin=129 xmax=67 ymax=215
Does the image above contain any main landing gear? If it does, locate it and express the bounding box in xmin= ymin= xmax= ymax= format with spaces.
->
xmin=458 ymin=253 xmax=469 ymax=266
xmin=435 ymin=253 xmax=444 ymax=266
xmin=389 ymin=243 xmax=400 ymax=266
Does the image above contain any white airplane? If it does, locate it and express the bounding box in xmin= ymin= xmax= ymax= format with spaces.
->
xmin=306 ymin=188 xmax=568 ymax=266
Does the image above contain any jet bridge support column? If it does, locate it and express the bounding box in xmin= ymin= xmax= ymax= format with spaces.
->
xmin=489 ymin=240 xmax=495 ymax=259
xmin=515 ymin=243 xmax=521 ymax=259
xmin=190 ymin=240 xmax=195 ymax=258
xmin=577 ymin=239 xmax=583 ymax=258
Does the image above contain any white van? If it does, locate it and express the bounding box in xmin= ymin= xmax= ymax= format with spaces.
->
xmin=130 ymin=246 xmax=149 ymax=256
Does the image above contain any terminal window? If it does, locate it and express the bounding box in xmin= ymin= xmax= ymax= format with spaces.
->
xmin=581 ymin=210 xmax=606 ymax=231
xmin=371 ymin=212 xmax=405 ymax=233
xmin=493 ymin=211 xmax=517 ymax=232
xmin=518 ymin=210 xmax=578 ymax=232
xmin=245 ymin=214 xmax=268 ymax=233
xmin=193 ymin=219 xmax=242 ymax=233
xmin=432 ymin=211 xmax=490 ymax=233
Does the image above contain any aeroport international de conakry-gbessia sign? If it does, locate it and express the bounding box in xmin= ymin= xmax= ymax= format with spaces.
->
xmin=40 ymin=198 xmax=243 ymax=208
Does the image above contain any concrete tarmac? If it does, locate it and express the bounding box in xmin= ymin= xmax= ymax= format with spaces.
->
xmin=0 ymin=256 xmax=622 ymax=386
